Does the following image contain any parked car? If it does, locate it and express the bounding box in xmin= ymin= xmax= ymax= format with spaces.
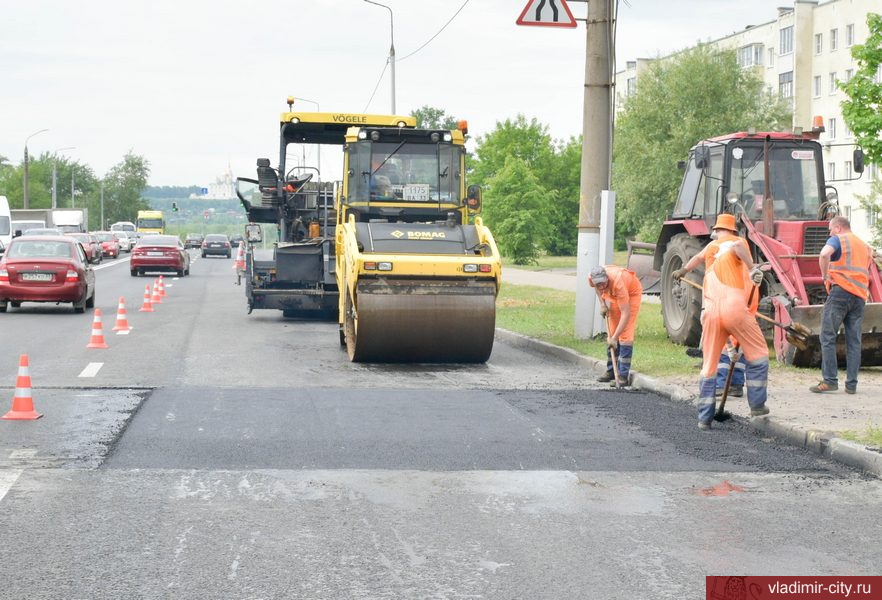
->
xmin=201 ymin=234 xmax=232 ymax=258
xmin=131 ymin=235 xmax=190 ymax=277
xmin=113 ymin=231 xmax=135 ymax=253
xmin=65 ymin=233 xmax=102 ymax=264
xmin=92 ymin=231 xmax=120 ymax=258
xmin=0 ymin=235 xmax=96 ymax=313
xmin=229 ymin=234 xmax=244 ymax=249
xmin=184 ymin=233 xmax=204 ymax=249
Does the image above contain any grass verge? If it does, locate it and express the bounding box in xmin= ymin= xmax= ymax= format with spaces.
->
xmin=840 ymin=425 xmax=882 ymax=448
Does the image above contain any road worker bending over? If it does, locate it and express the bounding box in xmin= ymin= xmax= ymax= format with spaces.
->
xmin=589 ymin=265 xmax=643 ymax=387
xmin=672 ymin=213 xmax=769 ymax=430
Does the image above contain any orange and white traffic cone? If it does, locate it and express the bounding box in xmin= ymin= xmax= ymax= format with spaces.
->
xmin=151 ymin=279 xmax=163 ymax=305
xmin=233 ymin=241 xmax=245 ymax=271
xmin=86 ymin=308 xmax=109 ymax=349
xmin=3 ymin=354 xmax=42 ymax=420
xmin=140 ymin=285 xmax=154 ymax=312
xmin=112 ymin=296 xmax=132 ymax=332
xmin=157 ymin=275 xmax=166 ymax=297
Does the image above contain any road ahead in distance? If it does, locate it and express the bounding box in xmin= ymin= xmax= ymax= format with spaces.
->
xmin=1 ymin=251 xmax=879 ymax=599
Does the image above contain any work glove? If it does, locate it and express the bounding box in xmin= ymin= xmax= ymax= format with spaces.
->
xmin=672 ymin=268 xmax=687 ymax=281
xmin=726 ymin=344 xmax=742 ymax=363
xmin=749 ymin=266 xmax=763 ymax=285
xmin=607 ymin=337 xmax=618 ymax=351
xmin=599 ymin=303 xmax=608 ymax=318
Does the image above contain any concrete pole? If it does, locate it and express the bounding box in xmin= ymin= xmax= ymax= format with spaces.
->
xmin=574 ymin=0 xmax=613 ymax=339
xmin=52 ymin=162 xmax=57 ymax=209
xmin=71 ymin=170 xmax=75 ymax=208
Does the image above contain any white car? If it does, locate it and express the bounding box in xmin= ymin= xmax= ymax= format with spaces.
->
xmin=113 ymin=231 xmax=136 ymax=253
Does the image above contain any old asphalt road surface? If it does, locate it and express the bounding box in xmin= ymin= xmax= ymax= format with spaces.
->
xmin=0 ymin=255 xmax=880 ymax=599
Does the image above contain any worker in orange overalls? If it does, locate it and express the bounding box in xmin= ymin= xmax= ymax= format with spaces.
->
xmin=589 ymin=265 xmax=643 ymax=387
xmin=678 ymin=213 xmax=768 ymax=430
xmin=673 ymin=210 xmax=759 ymax=398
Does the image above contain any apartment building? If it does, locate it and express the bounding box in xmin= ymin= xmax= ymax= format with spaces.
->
xmin=615 ymin=0 xmax=880 ymax=240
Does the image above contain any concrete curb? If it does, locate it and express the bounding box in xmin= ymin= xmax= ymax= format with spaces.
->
xmin=496 ymin=328 xmax=882 ymax=478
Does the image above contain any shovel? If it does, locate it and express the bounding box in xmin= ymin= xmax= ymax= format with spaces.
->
xmin=606 ymin=313 xmax=621 ymax=389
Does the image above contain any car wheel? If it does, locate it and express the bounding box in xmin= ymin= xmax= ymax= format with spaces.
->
xmin=73 ymin=294 xmax=87 ymax=314
xmin=131 ymin=269 xmax=138 ymax=277
xmin=0 ymin=302 xmax=7 ymax=313
xmin=177 ymin=269 xmax=184 ymax=277
xmin=226 ymin=252 xmax=231 ymax=258
xmin=10 ymin=301 xmax=21 ymax=308
xmin=86 ymin=289 xmax=95 ymax=309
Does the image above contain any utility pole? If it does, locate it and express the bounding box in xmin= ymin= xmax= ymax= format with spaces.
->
xmin=100 ymin=182 xmax=105 ymax=228
xmin=574 ymin=0 xmax=614 ymax=338
xmin=364 ymin=0 xmax=396 ymax=113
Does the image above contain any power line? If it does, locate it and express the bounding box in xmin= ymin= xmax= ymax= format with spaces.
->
xmin=363 ymin=59 xmax=390 ymax=112
xmin=398 ymin=0 xmax=470 ymax=62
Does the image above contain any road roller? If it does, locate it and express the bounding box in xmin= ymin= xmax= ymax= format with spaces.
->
xmin=336 ymin=119 xmax=502 ymax=362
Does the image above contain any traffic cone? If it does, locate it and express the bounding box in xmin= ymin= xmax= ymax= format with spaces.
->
xmin=112 ymin=296 xmax=132 ymax=332
xmin=151 ymin=279 xmax=163 ymax=304
xmin=3 ymin=355 xmax=42 ymax=420
xmin=140 ymin=285 xmax=154 ymax=312
xmin=86 ymin=308 xmax=109 ymax=349
xmin=233 ymin=241 xmax=245 ymax=271
xmin=157 ymin=275 xmax=166 ymax=297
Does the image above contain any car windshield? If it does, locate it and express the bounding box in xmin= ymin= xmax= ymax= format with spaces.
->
xmin=138 ymin=235 xmax=179 ymax=247
xmin=205 ymin=235 xmax=227 ymax=241
xmin=7 ymin=240 xmax=73 ymax=258
xmin=25 ymin=229 xmax=63 ymax=236
xmin=0 ymin=216 xmax=9 ymax=236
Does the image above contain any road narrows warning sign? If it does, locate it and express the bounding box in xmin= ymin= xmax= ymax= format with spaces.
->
xmin=516 ymin=0 xmax=577 ymax=28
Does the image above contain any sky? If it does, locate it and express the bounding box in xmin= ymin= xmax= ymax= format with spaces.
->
xmin=0 ymin=0 xmax=788 ymax=188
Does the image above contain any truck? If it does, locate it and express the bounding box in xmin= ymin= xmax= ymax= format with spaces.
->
xmin=9 ymin=208 xmax=88 ymax=233
xmin=137 ymin=210 xmax=165 ymax=234
xmin=236 ymin=100 xmax=502 ymax=362
xmin=628 ymin=122 xmax=882 ymax=367
xmin=0 ymin=196 xmax=10 ymax=255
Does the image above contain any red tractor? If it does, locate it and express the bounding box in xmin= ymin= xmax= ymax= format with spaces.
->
xmin=630 ymin=124 xmax=882 ymax=367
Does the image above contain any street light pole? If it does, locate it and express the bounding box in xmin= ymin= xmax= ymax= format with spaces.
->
xmin=290 ymin=96 xmax=322 ymax=179
xmin=51 ymin=146 xmax=75 ymax=210
xmin=23 ymin=128 xmax=49 ymax=209
xmin=364 ymin=0 xmax=395 ymax=114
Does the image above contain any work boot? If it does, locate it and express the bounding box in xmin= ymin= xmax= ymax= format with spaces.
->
xmin=750 ymin=406 xmax=770 ymax=417
xmin=685 ymin=347 xmax=702 ymax=358
xmin=846 ymin=386 xmax=856 ymax=395
xmin=610 ymin=376 xmax=630 ymax=388
xmin=698 ymin=421 xmax=712 ymax=431
xmin=596 ymin=372 xmax=614 ymax=383
xmin=809 ymin=381 xmax=838 ymax=393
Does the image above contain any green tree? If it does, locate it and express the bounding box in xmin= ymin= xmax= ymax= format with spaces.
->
xmin=483 ymin=156 xmax=551 ymax=264
xmin=613 ymin=45 xmax=792 ymax=242
xmin=102 ymin=151 xmax=151 ymax=226
xmin=471 ymin=115 xmax=554 ymax=186
xmin=840 ymin=13 xmax=882 ymax=166
xmin=410 ymin=105 xmax=459 ymax=130
xmin=856 ymin=178 xmax=882 ymax=247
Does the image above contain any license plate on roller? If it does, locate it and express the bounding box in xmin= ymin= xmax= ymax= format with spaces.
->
xmin=22 ymin=272 xmax=53 ymax=282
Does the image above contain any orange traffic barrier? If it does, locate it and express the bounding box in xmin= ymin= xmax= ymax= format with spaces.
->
xmin=112 ymin=296 xmax=132 ymax=332
xmin=140 ymin=285 xmax=154 ymax=312
xmin=151 ymin=279 xmax=162 ymax=305
xmin=233 ymin=241 xmax=245 ymax=271
xmin=157 ymin=275 xmax=166 ymax=297
xmin=3 ymin=354 xmax=42 ymax=420
xmin=86 ymin=308 xmax=109 ymax=349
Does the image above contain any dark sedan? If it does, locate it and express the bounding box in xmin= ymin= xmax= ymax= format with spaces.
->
xmin=0 ymin=235 xmax=96 ymax=313
xmin=131 ymin=235 xmax=190 ymax=277
xmin=201 ymin=234 xmax=232 ymax=258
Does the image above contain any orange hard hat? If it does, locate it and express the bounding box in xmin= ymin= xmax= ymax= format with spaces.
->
xmin=712 ymin=213 xmax=737 ymax=232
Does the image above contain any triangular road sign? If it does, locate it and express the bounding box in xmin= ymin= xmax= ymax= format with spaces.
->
xmin=516 ymin=0 xmax=577 ymax=28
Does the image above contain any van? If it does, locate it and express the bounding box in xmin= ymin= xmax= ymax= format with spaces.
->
xmin=0 ymin=196 xmax=11 ymax=256
xmin=110 ymin=221 xmax=136 ymax=233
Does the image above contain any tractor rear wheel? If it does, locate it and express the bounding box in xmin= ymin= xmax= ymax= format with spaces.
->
xmin=661 ymin=233 xmax=705 ymax=347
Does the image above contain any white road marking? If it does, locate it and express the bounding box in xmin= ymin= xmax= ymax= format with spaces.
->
xmin=92 ymin=256 xmax=131 ymax=271
xmin=78 ymin=362 xmax=104 ymax=378
xmin=0 ymin=469 xmax=23 ymax=503
xmin=9 ymin=449 xmax=38 ymax=459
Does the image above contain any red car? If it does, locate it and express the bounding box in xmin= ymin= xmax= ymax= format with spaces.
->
xmin=92 ymin=231 xmax=120 ymax=258
xmin=65 ymin=233 xmax=102 ymax=264
xmin=131 ymin=235 xmax=190 ymax=277
xmin=0 ymin=235 xmax=96 ymax=313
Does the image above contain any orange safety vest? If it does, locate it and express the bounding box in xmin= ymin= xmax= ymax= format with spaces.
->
xmin=829 ymin=232 xmax=871 ymax=300
xmin=704 ymin=234 xmax=758 ymax=313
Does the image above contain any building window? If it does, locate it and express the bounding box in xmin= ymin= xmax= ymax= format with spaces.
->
xmin=827 ymin=162 xmax=836 ymax=181
xmin=845 ymin=205 xmax=852 ymax=221
xmin=830 ymin=28 xmax=838 ymax=51
xmin=815 ymin=33 xmax=823 ymax=54
xmin=845 ymin=68 xmax=854 ymax=82
xmin=768 ymin=48 xmax=775 ymax=67
xmin=828 ymin=118 xmax=837 ymax=139
xmin=845 ymin=160 xmax=853 ymax=176
xmin=737 ymin=44 xmax=764 ymax=68
xmin=830 ymin=72 xmax=838 ymax=94
xmin=626 ymin=77 xmax=636 ymax=96
xmin=780 ymin=26 xmax=794 ymax=55
xmin=844 ymin=123 xmax=852 ymax=138
xmin=847 ymin=24 xmax=855 ymax=46
xmin=814 ymin=75 xmax=822 ymax=97
xmin=779 ymin=71 xmax=794 ymax=98
xmin=868 ymin=208 xmax=878 ymax=228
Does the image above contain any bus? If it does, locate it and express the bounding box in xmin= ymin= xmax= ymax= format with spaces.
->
xmin=136 ymin=210 xmax=165 ymax=234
